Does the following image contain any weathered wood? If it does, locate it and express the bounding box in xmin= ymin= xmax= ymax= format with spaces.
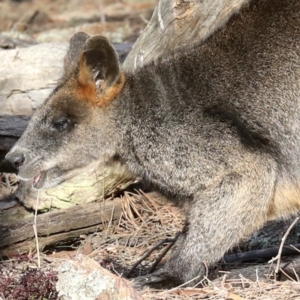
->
xmin=0 ymin=43 xmax=67 ymax=116
xmin=224 ymin=244 xmax=300 ymax=264
xmin=0 ymin=115 xmax=29 ymax=138
xmin=0 ymin=43 xmax=131 ymax=117
xmin=0 ymin=115 xmax=30 ymax=163
xmin=241 ymin=218 xmax=300 ymax=251
xmin=0 ymin=197 xmax=123 ymax=256
xmin=15 ymin=159 xmax=136 ymax=211
xmin=213 ymin=256 xmax=300 ymax=283
xmin=124 ymin=0 xmax=247 ymax=69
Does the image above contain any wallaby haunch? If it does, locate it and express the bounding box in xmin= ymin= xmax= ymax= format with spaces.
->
xmin=6 ymin=0 xmax=300 ymax=288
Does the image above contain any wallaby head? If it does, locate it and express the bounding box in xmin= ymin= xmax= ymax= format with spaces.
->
xmin=5 ymin=32 xmax=126 ymax=189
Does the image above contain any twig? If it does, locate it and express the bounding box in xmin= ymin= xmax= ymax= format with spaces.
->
xmin=268 ymin=216 xmax=299 ymax=273
xmin=149 ymin=232 xmax=180 ymax=273
xmin=194 ymin=262 xmax=210 ymax=287
xmin=98 ymin=0 xmax=106 ymax=24
xmin=290 ymin=244 xmax=300 ymax=254
xmin=163 ymin=275 xmax=202 ymax=293
xmin=33 ymin=190 xmax=40 ymax=268
xmin=139 ymin=14 xmax=149 ymax=24
xmin=293 ymin=267 xmax=300 ymax=282
xmin=126 ymin=232 xmax=181 ymax=277
xmin=279 ymin=267 xmax=296 ymax=282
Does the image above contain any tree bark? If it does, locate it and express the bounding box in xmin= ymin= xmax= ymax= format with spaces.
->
xmin=123 ymin=0 xmax=248 ymax=69
xmin=15 ymin=158 xmax=136 ymax=211
xmin=0 ymin=43 xmax=67 ymax=116
xmin=0 ymin=115 xmax=30 ymax=163
xmin=0 ymin=198 xmax=123 ymax=257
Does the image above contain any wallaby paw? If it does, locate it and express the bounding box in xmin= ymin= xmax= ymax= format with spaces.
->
xmin=132 ymin=270 xmax=183 ymax=289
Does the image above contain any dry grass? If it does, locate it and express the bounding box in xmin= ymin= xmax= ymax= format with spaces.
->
xmin=0 ymin=173 xmax=18 ymax=199
xmin=1 ymin=185 xmax=300 ymax=299
xmin=88 ymin=191 xmax=185 ymax=277
xmin=142 ymin=280 xmax=300 ymax=299
xmin=91 ymin=191 xmax=300 ymax=299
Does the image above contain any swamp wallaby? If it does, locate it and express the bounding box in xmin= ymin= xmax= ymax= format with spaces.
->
xmin=6 ymin=0 xmax=300 ymax=288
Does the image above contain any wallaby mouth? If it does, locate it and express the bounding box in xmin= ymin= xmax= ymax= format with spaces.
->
xmin=33 ymin=171 xmax=47 ymax=189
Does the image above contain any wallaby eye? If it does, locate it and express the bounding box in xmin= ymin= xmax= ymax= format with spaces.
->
xmin=52 ymin=118 xmax=70 ymax=132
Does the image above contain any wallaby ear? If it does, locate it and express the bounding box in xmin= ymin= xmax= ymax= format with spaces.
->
xmin=79 ymin=36 xmax=120 ymax=90
xmin=64 ymin=32 xmax=90 ymax=76
xmin=75 ymin=35 xmax=124 ymax=107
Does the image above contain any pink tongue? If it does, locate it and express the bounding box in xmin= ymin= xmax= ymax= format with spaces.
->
xmin=34 ymin=174 xmax=41 ymax=184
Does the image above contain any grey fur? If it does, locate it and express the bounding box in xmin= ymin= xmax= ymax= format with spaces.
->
xmin=6 ymin=0 xmax=300 ymax=287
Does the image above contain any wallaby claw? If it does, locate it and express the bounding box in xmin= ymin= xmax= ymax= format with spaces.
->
xmin=132 ymin=270 xmax=183 ymax=290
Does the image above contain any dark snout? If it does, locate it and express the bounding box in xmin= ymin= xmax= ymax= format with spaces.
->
xmin=0 ymin=157 xmax=18 ymax=173
xmin=6 ymin=151 xmax=25 ymax=169
xmin=4 ymin=148 xmax=26 ymax=174
xmin=4 ymin=147 xmax=39 ymax=182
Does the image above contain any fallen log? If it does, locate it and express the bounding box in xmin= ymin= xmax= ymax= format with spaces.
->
xmin=0 ymin=43 xmax=67 ymax=116
xmin=0 ymin=115 xmax=30 ymax=165
xmin=224 ymin=244 xmax=300 ymax=264
xmin=15 ymin=158 xmax=136 ymax=211
xmin=124 ymin=0 xmax=248 ymax=69
xmin=0 ymin=43 xmax=131 ymax=117
xmin=0 ymin=197 xmax=123 ymax=257
xmin=214 ymin=255 xmax=300 ymax=283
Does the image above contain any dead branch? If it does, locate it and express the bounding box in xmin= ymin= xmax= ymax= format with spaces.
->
xmin=268 ymin=217 xmax=300 ymax=273
xmin=0 ymin=198 xmax=123 ymax=257
xmin=224 ymin=244 xmax=300 ymax=264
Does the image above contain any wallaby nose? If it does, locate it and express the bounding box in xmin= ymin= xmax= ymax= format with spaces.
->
xmin=5 ymin=151 xmax=25 ymax=170
xmin=0 ymin=158 xmax=18 ymax=173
